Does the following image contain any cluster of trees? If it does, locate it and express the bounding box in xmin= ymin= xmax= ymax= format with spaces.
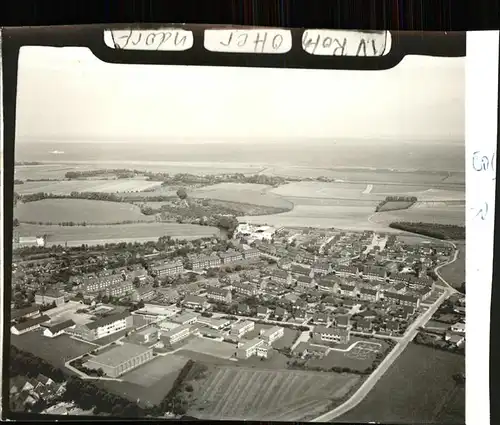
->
xmin=375 ymin=196 xmax=418 ymax=212
xmin=70 ymin=358 xmax=105 ymax=377
xmin=14 ymin=179 xmax=24 ymax=185
xmin=389 ymin=222 xmax=465 ymax=240
xmin=414 ymin=331 xmax=464 ymax=355
xmin=65 ymin=169 xmax=141 ymax=179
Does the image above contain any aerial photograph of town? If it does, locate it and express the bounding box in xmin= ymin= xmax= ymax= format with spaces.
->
xmin=8 ymin=45 xmax=465 ymax=422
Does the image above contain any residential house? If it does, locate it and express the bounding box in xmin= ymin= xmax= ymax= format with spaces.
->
xmin=384 ymin=292 xmax=420 ymax=308
xmin=296 ymin=251 xmax=316 ymax=265
xmin=257 ymin=306 xmax=270 ymax=318
xmin=219 ymin=250 xmax=243 ymax=264
xmin=242 ymin=248 xmax=261 ymax=261
xmin=356 ymin=318 xmax=373 ymax=332
xmin=359 ymin=287 xmax=380 ymax=302
xmin=312 ymin=262 xmax=331 ymax=276
xmin=206 ymin=286 xmax=232 ymax=304
xmin=190 ymin=254 xmax=222 ymax=271
xmin=274 ymin=306 xmax=288 ymax=320
xmin=312 ymin=326 xmax=350 ymax=344
xmin=182 ymin=294 xmax=210 ymax=310
xmin=445 ymin=332 xmax=465 ymax=347
xmin=150 ymin=260 xmax=184 ymax=277
xmin=390 ymin=273 xmax=411 ymax=284
xmin=34 ymin=290 xmax=65 ymax=307
xmin=361 ymin=265 xmax=387 ymax=281
xmin=291 ymin=264 xmax=313 ymax=278
xmin=385 ymin=320 xmax=400 ymax=335
xmin=11 ymin=315 xmax=50 ymax=335
xmin=237 ymin=303 xmax=251 ymax=315
xmin=393 ymin=282 xmax=407 ymax=294
xmin=312 ymin=312 xmax=329 ymax=324
xmin=334 ymin=265 xmax=358 ymax=277
xmin=294 ymin=308 xmax=309 ymax=321
xmin=256 ymin=242 xmax=277 ymax=256
xmin=43 ymin=319 xmax=75 ymax=338
xmin=401 ymin=305 xmax=416 ymax=319
xmin=335 ymin=315 xmax=350 ymax=329
xmin=416 ymin=286 xmax=432 ymax=301
xmin=105 ymin=280 xmax=134 ymax=298
xmin=269 ymin=269 xmax=291 ymax=286
xmin=233 ymin=281 xmax=259 ymax=297
xmin=131 ymin=285 xmax=156 ymax=302
xmin=451 ymin=322 xmax=465 ymax=334
xmin=296 ymin=275 xmax=315 ymax=291
xmin=81 ymin=274 xmax=124 ymax=294
xmin=317 ymin=276 xmax=341 ymax=293
xmin=338 ymin=283 xmax=358 ymax=298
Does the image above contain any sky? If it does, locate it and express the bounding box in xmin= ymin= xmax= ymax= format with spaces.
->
xmin=15 ymin=46 xmax=465 ymax=144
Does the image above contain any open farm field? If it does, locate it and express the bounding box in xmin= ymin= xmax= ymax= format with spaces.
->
xmin=190 ymin=183 xmax=293 ymax=209
xmin=11 ymin=331 xmax=95 ymax=369
xmin=240 ymin=204 xmax=389 ymax=231
xmin=14 ymin=179 xmax=163 ymax=195
xmin=270 ymin=181 xmax=383 ymax=200
xmin=15 ymin=199 xmax=156 ymax=224
xmin=337 ymin=343 xmax=465 ymax=424
xmin=15 ymin=222 xmax=220 ymax=246
xmin=370 ymin=204 xmax=465 ymax=227
xmin=15 ymin=164 xmax=83 ymax=180
xmin=438 ymin=241 xmax=465 ymax=289
xmin=187 ymin=365 xmax=361 ymax=421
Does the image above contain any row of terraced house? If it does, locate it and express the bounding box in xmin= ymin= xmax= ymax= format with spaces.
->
xmin=188 ymin=248 xmax=261 ymax=271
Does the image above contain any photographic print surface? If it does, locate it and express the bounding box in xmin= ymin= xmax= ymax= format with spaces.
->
xmin=9 ymin=40 xmax=465 ymax=422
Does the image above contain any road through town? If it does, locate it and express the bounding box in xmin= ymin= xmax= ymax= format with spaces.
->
xmin=312 ymin=248 xmax=459 ymax=422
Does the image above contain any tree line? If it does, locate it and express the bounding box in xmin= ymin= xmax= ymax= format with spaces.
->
xmin=375 ymin=196 xmax=418 ymax=212
xmin=389 ymin=222 xmax=465 ymax=240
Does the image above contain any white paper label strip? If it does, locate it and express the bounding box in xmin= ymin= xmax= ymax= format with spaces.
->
xmin=204 ymin=29 xmax=292 ymax=54
xmin=302 ymin=30 xmax=391 ymax=57
xmin=104 ymin=29 xmax=194 ymax=51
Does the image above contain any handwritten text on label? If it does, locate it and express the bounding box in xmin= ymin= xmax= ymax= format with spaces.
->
xmin=302 ymin=30 xmax=391 ymax=57
xmin=104 ymin=29 xmax=194 ymax=51
xmin=472 ymin=150 xmax=496 ymax=180
xmin=471 ymin=202 xmax=489 ymax=221
xmin=204 ymin=29 xmax=292 ymax=54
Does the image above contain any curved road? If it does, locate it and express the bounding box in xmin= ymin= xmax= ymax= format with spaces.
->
xmin=311 ymin=246 xmax=460 ymax=422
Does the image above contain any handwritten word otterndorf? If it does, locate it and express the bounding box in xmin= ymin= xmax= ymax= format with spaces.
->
xmin=302 ymin=30 xmax=391 ymax=57
xmin=204 ymin=29 xmax=292 ymax=54
xmin=104 ymin=29 xmax=194 ymax=51
xmin=472 ymin=150 xmax=496 ymax=180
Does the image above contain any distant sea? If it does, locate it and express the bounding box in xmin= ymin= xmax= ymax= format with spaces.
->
xmin=15 ymin=140 xmax=465 ymax=174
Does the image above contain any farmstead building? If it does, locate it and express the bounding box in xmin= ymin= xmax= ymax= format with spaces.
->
xmin=83 ymin=343 xmax=153 ymax=378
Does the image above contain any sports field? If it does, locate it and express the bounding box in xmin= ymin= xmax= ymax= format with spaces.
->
xmin=121 ymin=354 xmax=189 ymax=387
xmin=11 ymin=330 xmax=95 ymax=369
xmin=15 ymin=199 xmax=156 ymax=224
xmin=188 ymin=366 xmax=361 ymax=421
